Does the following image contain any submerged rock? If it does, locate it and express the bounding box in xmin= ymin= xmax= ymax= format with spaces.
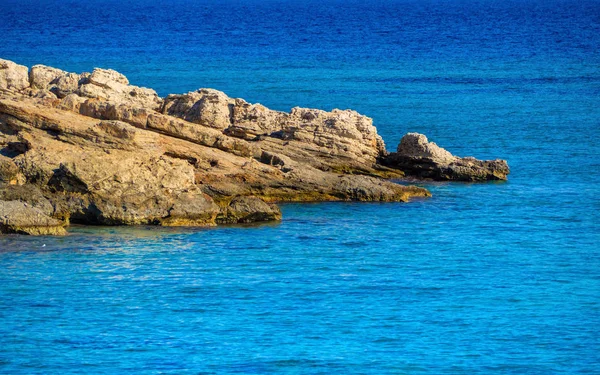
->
xmin=382 ymin=133 xmax=510 ymax=181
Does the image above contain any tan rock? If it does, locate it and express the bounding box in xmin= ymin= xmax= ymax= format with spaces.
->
xmin=77 ymin=68 xmax=160 ymax=110
xmin=58 ymin=93 xmax=86 ymax=112
xmin=160 ymin=191 xmax=220 ymax=226
xmin=161 ymin=89 xmax=234 ymax=130
xmin=0 ymin=59 xmax=29 ymax=92
xmin=80 ymin=99 xmax=149 ymax=128
xmin=383 ymin=133 xmax=510 ymax=181
xmin=53 ymin=72 xmax=83 ymax=98
xmin=89 ymin=68 xmax=129 ymax=88
xmin=219 ymin=196 xmax=282 ymax=224
xmin=396 ymin=133 xmax=457 ymax=164
xmin=0 ymin=59 xmax=453 ymax=235
xmin=29 ymin=65 xmax=66 ymax=90
xmin=0 ymin=184 xmax=54 ymax=216
xmin=0 ymin=155 xmax=23 ymax=184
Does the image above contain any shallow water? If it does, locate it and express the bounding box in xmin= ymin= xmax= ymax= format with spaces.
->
xmin=1 ymin=0 xmax=599 ymax=373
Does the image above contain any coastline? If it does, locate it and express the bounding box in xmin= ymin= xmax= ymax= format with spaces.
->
xmin=1 ymin=59 xmax=508 ymax=235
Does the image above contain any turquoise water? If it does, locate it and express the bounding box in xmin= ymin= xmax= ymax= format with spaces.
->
xmin=1 ymin=0 xmax=600 ymax=373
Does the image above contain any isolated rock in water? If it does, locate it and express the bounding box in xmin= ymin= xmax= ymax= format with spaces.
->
xmin=396 ymin=133 xmax=457 ymax=164
xmin=0 ymin=59 xmax=29 ymax=92
xmin=383 ymin=133 xmax=510 ymax=181
xmin=0 ymin=200 xmax=66 ymax=235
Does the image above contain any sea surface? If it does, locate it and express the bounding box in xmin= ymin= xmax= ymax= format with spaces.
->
xmin=1 ymin=0 xmax=599 ymax=373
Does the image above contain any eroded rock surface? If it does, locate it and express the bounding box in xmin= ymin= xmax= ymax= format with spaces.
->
xmin=0 ymin=200 xmax=66 ymax=235
xmin=0 ymin=59 xmax=29 ymax=92
xmin=0 ymin=59 xmax=508 ymax=235
xmin=382 ymin=133 xmax=510 ymax=181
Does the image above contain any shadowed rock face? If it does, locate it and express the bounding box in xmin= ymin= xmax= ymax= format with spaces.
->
xmin=0 ymin=200 xmax=66 ymax=235
xmin=0 ymin=59 xmax=442 ymax=234
xmin=382 ymin=133 xmax=510 ymax=181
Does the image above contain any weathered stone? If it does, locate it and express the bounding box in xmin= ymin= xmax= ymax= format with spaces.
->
xmin=58 ymin=93 xmax=86 ymax=112
xmin=396 ymin=132 xmax=456 ymax=164
xmin=0 ymin=155 xmax=23 ymax=184
xmin=383 ymin=133 xmax=510 ymax=181
xmin=29 ymin=65 xmax=66 ymax=90
xmin=89 ymin=68 xmax=129 ymax=88
xmin=80 ymin=99 xmax=149 ymax=128
xmin=161 ymin=89 xmax=234 ymax=130
xmin=260 ymin=151 xmax=294 ymax=171
xmin=226 ymin=101 xmax=287 ymax=140
xmin=53 ymin=73 xmax=83 ymax=98
xmin=0 ymin=59 xmax=29 ymax=92
xmin=0 ymin=200 xmax=66 ymax=235
xmin=0 ymin=184 xmax=54 ymax=216
xmin=160 ymin=192 xmax=220 ymax=226
xmin=220 ymin=196 xmax=282 ymax=224
xmin=77 ymin=68 xmax=160 ymax=110
xmin=0 ymin=59 xmax=514 ymax=235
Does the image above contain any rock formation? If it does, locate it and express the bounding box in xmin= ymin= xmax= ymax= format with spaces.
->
xmin=0 ymin=59 xmax=508 ymax=235
xmin=381 ymin=133 xmax=510 ymax=181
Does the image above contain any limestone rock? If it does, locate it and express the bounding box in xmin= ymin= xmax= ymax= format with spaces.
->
xmin=160 ymin=192 xmax=220 ymax=226
xmin=226 ymin=100 xmax=287 ymax=140
xmin=80 ymin=99 xmax=150 ymax=128
xmin=260 ymin=150 xmax=294 ymax=171
xmin=161 ymin=88 xmax=386 ymax=169
xmin=77 ymin=68 xmax=161 ymax=110
xmin=58 ymin=93 xmax=86 ymax=112
xmin=220 ymin=196 xmax=282 ymax=224
xmin=29 ymin=65 xmax=66 ymax=90
xmin=0 ymin=200 xmax=66 ymax=235
xmin=53 ymin=73 xmax=84 ymax=98
xmin=0 ymin=155 xmax=23 ymax=184
xmin=146 ymin=113 xmax=255 ymax=156
xmin=0 ymin=184 xmax=54 ymax=216
xmin=4 ymin=59 xmax=521 ymax=235
xmin=383 ymin=133 xmax=510 ymax=181
xmin=0 ymin=59 xmax=29 ymax=92
xmin=89 ymin=68 xmax=129 ymax=88
xmin=396 ymin=132 xmax=456 ymax=164
xmin=161 ymin=89 xmax=234 ymax=130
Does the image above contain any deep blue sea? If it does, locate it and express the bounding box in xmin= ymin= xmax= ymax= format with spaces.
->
xmin=1 ymin=0 xmax=600 ymax=373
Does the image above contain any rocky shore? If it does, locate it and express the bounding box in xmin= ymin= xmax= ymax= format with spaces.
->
xmin=0 ymin=59 xmax=509 ymax=235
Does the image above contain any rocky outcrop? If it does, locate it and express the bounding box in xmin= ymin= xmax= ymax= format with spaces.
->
xmin=29 ymin=65 xmax=67 ymax=90
xmin=0 ymin=60 xmax=29 ymax=92
xmin=0 ymin=200 xmax=66 ymax=235
xmin=382 ymin=133 xmax=510 ymax=181
xmin=219 ymin=196 xmax=282 ymax=224
xmin=0 ymin=59 xmax=509 ymax=235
